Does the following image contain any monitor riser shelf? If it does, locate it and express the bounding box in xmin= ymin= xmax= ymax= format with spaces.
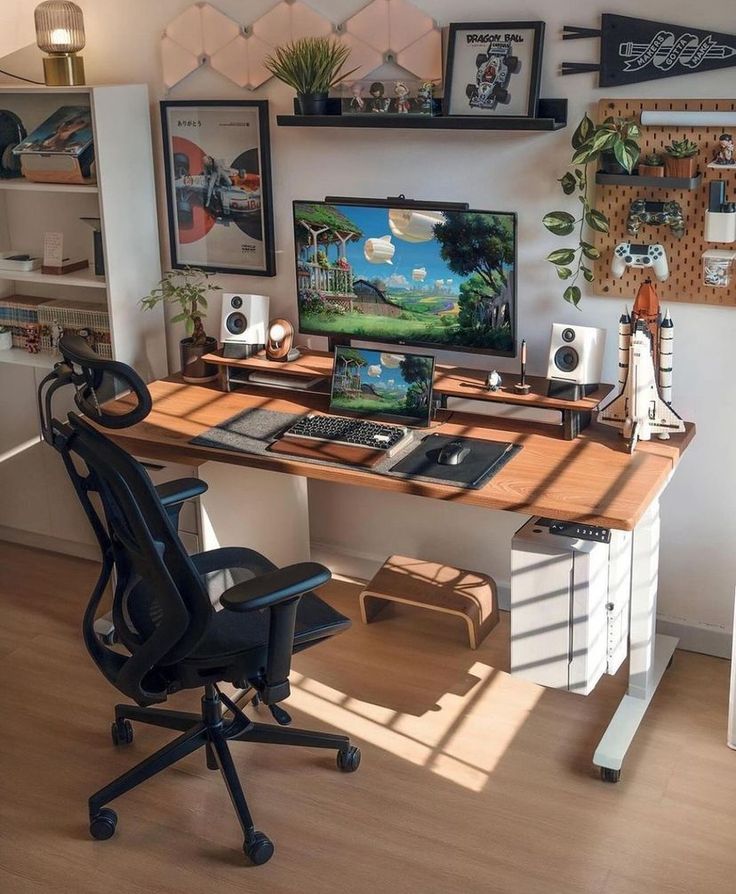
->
xmin=203 ymin=349 xmax=614 ymax=440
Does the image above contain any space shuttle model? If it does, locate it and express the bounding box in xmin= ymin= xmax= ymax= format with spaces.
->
xmin=598 ymin=282 xmax=685 ymax=452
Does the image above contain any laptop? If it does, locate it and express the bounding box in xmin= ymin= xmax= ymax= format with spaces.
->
xmin=279 ymin=345 xmax=435 ymax=456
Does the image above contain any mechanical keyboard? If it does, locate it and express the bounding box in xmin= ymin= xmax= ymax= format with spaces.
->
xmin=281 ymin=413 xmax=411 ymax=454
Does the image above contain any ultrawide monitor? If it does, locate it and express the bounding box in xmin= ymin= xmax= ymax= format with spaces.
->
xmin=293 ymin=199 xmax=517 ymax=356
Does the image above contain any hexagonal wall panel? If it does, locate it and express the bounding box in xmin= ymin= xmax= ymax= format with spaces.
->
xmin=161 ymin=0 xmax=440 ymax=91
xmin=253 ymin=1 xmax=332 ymax=45
xmin=343 ymin=0 xmax=435 ymax=56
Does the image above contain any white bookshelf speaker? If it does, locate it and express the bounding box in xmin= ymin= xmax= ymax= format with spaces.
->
xmin=546 ymin=323 xmax=606 ymax=400
xmin=220 ymin=293 xmax=270 ymax=359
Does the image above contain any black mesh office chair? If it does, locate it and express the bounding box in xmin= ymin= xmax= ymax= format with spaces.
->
xmin=37 ymin=336 xmax=360 ymax=865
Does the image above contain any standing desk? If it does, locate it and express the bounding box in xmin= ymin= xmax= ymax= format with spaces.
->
xmin=105 ymin=375 xmax=695 ymax=782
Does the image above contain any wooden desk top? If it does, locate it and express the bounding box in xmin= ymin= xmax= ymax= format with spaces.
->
xmin=108 ymin=377 xmax=694 ymax=531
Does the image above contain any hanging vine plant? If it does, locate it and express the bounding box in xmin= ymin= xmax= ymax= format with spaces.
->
xmin=543 ymin=113 xmax=640 ymax=307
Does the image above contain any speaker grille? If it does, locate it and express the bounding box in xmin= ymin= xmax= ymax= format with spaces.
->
xmin=225 ymin=311 xmax=247 ymax=335
xmin=554 ymin=345 xmax=579 ymax=373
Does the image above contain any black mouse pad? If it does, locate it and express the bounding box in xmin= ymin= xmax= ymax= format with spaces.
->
xmin=389 ymin=434 xmax=521 ymax=490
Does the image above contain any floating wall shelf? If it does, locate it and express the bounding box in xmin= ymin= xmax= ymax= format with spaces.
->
xmin=277 ymin=99 xmax=567 ymax=132
xmin=595 ymin=172 xmax=703 ymax=190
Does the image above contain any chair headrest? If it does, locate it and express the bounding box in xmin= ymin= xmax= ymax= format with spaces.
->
xmin=59 ymin=335 xmax=152 ymax=429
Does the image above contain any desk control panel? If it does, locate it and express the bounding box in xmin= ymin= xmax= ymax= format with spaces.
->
xmin=535 ymin=518 xmax=611 ymax=544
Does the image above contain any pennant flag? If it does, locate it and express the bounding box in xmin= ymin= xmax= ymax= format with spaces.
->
xmin=562 ymin=14 xmax=736 ymax=87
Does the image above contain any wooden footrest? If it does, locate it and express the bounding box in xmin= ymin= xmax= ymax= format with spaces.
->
xmin=359 ymin=554 xmax=499 ymax=650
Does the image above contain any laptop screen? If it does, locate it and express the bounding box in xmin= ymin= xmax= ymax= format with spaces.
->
xmin=330 ymin=346 xmax=435 ymax=427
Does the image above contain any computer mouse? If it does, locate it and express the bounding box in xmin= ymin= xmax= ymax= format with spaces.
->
xmin=437 ymin=440 xmax=471 ymax=466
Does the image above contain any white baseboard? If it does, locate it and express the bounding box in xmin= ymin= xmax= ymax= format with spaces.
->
xmin=0 ymin=526 xmax=99 ymax=562
xmin=311 ymin=540 xmax=732 ymax=659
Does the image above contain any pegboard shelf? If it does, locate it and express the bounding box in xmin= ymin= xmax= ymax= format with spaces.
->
xmin=593 ymin=98 xmax=736 ymax=308
xmin=595 ymin=172 xmax=703 ymax=190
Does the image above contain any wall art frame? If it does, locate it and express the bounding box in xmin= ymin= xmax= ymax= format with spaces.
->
xmin=160 ymin=99 xmax=276 ymax=277
xmin=443 ymin=21 xmax=545 ymax=119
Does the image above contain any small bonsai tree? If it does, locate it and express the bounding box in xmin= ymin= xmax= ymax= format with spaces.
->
xmin=140 ymin=267 xmax=220 ymax=345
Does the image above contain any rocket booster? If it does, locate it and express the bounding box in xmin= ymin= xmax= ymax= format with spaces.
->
xmin=658 ymin=308 xmax=673 ymax=405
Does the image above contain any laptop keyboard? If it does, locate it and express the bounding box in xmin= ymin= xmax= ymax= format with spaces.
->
xmin=282 ymin=414 xmax=410 ymax=451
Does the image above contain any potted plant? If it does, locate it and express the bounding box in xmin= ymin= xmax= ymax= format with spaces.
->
xmin=0 ymin=326 xmax=12 ymax=351
xmin=141 ymin=267 xmax=221 ymax=384
xmin=264 ymin=36 xmax=357 ymax=116
xmin=596 ymin=116 xmax=641 ymax=174
xmin=638 ymin=152 xmax=665 ymax=177
xmin=542 ymin=113 xmax=638 ymax=306
xmin=664 ymin=138 xmax=699 ymax=178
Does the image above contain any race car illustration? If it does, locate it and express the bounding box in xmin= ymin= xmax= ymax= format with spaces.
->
xmin=465 ymin=42 xmax=522 ymax=110
xmin=173 ymin=153 xmax=261 ymax=229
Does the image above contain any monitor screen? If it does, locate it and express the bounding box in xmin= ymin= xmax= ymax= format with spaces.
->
xmin=293 ymin=199 xmax=517 ymax=356
xmin=330 ymin=346 xmax=435 ymax=427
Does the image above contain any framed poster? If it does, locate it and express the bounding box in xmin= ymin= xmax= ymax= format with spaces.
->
xmin=160 ymin=100 xmax=275 ymax=276
xmin=443 ymin=22 xmax=545 ymax=118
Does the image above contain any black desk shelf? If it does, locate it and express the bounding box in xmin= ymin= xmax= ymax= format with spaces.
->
xmin=595 ymin=172 xmax=703 ymax=190
xmin=277 ymin=98 xmax=567 ymax=132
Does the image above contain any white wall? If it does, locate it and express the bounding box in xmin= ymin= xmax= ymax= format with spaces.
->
xmin=4 ymin=0 xmax=735 ymax=648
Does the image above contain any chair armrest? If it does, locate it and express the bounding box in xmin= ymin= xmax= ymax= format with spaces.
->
xmin=155 ymin=478 xmax=208 ymax=508
xmin=221 ymin=562 xmax=331 ymax=612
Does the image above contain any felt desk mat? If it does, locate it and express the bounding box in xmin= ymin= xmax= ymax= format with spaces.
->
xmin=189 ymin=408 xmax=519 ymax=490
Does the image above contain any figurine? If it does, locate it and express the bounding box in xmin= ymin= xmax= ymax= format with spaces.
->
xmin=369 ymin=82 xmax=391 ymax=113
xmin=50 ymin=318 xmax=64 ymax=353
xmin=486 ymin=370 xmax=503 ymax=392
xmin=394 ymin=82 xmax=411 ymax=114
xmin=712 ymin=133 xmax=735 ymax=167
xmin=417 ymin=81 xmax=434 ymax=114
xmin=349 ymin=83 xmax=366 ymax=112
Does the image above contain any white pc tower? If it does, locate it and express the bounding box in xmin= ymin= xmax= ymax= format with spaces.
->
xmin=510 ymin=517 xmax=632 ymax=695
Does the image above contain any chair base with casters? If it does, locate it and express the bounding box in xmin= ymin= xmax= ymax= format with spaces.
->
xmin=92 ymin=683 xmax=360 ymax=865
xmin=36 ymin=335 xmax=362 ymax=866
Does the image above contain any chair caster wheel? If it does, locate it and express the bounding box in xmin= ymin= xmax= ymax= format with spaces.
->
xmin=90 ymin=807 xmax=117 ymax=840
xmin=337 ymin=745 xmax=361 ymax=772
xmin=244 ymin=830 xmax=274 ymax=865
xmin=111 ymin=718 xmax=133 ymax=746
xmin=600 ymin=767 xmax=621 ymax=784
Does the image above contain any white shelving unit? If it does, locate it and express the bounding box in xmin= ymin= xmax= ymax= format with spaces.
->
xmin=0 ymin=83 xmax=167 ymax=556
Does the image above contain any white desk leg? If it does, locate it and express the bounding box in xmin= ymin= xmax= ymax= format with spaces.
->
xmin=729 ymin=587 xmax=736 ymax=750
xmin=593 ymin=499 xmax=678 ymax=781
xmin=198 ymin=461 xmax=311 ymax=567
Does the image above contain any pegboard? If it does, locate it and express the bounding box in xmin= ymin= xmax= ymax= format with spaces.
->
xmin=593 ymin=98 xmax=736 ymax=307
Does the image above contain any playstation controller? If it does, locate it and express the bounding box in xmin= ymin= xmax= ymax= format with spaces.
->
xmin=626 ymin=199 xmax=685 ymax=240
xmin=611 ymin=242 xmax=669 ymax=281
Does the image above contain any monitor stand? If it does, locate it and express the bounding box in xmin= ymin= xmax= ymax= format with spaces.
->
xmin=327 ymin=335 xmax=352 ymax=352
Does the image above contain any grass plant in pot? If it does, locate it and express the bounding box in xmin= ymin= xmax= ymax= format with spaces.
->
xmin=664 ymin=138 xmax=699 ymax=178
xmin=265 ymin=36 xmax=357 ymax=116
xmin=141 ymin=267 xmax=221 ymax=384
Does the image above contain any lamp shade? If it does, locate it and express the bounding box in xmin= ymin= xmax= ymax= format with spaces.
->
xmin=35 ymin=1 xmax=85 ymax=53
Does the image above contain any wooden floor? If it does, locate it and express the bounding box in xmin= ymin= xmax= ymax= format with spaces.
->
xmin=0 ymin=541 xmax=734 ymax=894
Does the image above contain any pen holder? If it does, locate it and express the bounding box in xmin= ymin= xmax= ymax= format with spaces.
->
xmin=704 ymin=208 xmax=736 ymax=243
